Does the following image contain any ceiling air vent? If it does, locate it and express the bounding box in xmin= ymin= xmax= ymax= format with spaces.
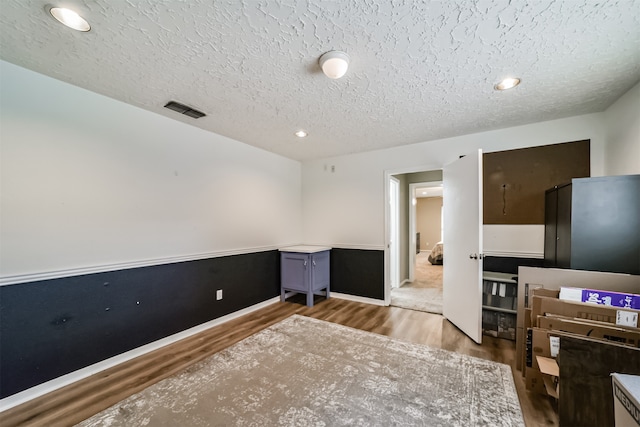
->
xmin=164 ymin=101 xmax=206 ymax=119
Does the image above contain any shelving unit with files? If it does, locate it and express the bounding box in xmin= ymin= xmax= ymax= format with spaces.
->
xmin=482 ymin=272 xmax=518 ymax=340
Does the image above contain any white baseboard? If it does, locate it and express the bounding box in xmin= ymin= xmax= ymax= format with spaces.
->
xmin=331 ymin=292 xmax=386 ymax=306
xmin=0 ymin=297 xmax=280 ymax=412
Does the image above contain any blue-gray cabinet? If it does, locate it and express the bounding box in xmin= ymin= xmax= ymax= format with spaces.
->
xmin=279 ymin=246 xmax=331 ymax=307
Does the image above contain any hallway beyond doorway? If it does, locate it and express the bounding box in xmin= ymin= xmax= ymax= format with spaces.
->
xmin=391 ymin=252 xmax=443 ymax=313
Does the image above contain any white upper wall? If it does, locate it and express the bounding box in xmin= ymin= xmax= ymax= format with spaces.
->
xmin=302 ymin=113 xmax=608 ymax=249
xmin=604 ymin=81 xmax=640 ymax=176
xmin=0 ymin=61 xmax=302 ymax=279
xmin=3 ymin=59 xmax=635 ymax=277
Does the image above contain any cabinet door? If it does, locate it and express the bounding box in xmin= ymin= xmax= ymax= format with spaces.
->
xmin=571 ymin=176 xmax=640 ymax=275
xmin=310 ymin=251 xmax=330 ymax=291
xmin=556 ymin=184 xmax=572 ymax=268
xmin=544 ymin=189 xmax=558 ymax=267
xmin=281 ymin=253 xmax=309 ymax=291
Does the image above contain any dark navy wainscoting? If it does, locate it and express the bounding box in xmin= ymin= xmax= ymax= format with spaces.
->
xmin=331 ymin=249 xmax=384 ymax=300
xmin=483 ymin=256 xmax=544 ymax=275
xmin=0 ymin=250 xmax=280 ymax=399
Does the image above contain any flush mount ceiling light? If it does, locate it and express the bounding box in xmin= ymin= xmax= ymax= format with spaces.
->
xmin=319 ymin=51 xmax=350 ymax=79
xmin=494 ymin=77 xmax=521 ymax=91
xmin=295 ymin=130 xmax=308 ymax=138
xmin=49 ymin=7 xmax=91 ymax=32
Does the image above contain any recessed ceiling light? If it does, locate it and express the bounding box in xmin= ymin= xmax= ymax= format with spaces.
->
xmin=295 ymin=130 xmax=308 ymax=138
xmin=49 ymin=7 xmax=91 ymax=32
xmin=494 ymin=77 xmax=521 ymax=91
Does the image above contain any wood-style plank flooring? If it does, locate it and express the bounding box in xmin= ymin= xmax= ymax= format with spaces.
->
xmin=0 ymin=297 xmax=558 ymax=426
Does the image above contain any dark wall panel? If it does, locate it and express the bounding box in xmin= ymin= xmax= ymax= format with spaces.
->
xmin=331 ymin=249 xmax=384 ymax=300
xmin=0 ymin=250 xmax=280 ymax=399
xmin=483 ymin=256 xmax=544 ymax=275
xmin=483 ymin=140 xmax=590 ymax=224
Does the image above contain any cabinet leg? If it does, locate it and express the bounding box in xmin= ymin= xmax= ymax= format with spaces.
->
xmin=326 ymin=286 xmax=330 ymax=300
xmin=280 ymin=288 xmax=286 ymax=303
xmin=306 ymin=292 xmax=314 ymax=307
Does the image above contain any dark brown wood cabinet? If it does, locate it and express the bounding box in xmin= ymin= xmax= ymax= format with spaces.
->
xmin=544 ymin=175 xmax=640 ymax=275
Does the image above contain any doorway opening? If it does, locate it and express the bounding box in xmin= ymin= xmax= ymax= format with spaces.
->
xmin=384 ymin=168 xmax=444 ymax=314
xmin=390 ymin=181 xmax=444 ymax=313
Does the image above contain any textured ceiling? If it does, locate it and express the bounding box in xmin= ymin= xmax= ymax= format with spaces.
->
xmin=1 ymin=0 xmax=639 ymax=161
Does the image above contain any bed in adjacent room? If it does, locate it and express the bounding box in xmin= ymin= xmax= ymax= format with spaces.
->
xmin=428 ymin=241 xmax=443 ymax=265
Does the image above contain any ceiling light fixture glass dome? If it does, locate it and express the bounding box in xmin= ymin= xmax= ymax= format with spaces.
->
xmin=49 ymin=7 xmax=91 ymax=32
xmin=494 ymin=77 xmax=521 ymax=91
xmin=319 ymin=51 xmax=350 ymax=79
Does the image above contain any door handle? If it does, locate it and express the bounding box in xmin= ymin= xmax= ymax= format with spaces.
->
xmin=469 ymin=253 xmax=478 ymax=259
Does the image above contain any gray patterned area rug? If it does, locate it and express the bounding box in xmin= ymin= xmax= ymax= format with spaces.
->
xmin=78 ymin=315 xmax=523 ymax=426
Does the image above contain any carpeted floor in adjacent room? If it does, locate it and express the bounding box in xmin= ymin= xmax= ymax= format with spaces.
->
xmin=391 ymin=251 xmax=443 ymax=314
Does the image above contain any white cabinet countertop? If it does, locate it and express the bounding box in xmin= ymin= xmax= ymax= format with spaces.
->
xmin=279 ymin=245 xmax=332 ymax=253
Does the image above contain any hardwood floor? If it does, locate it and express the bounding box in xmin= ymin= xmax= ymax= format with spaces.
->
xmin=1 ymin=297 xmax=558 ymax=426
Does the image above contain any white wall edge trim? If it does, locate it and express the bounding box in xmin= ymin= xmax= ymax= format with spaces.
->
xmin=332 ymin=292 xmax=387 ymax=306
xmin=483 ymin=250 xmax=544 ymax=259
xmin=0 ymin=296 xmax=281 ymax=412
xmin=0 ymin=245 xmax=289 ymax=286
xmin=323 ymin=244 xmax=386 ymax=251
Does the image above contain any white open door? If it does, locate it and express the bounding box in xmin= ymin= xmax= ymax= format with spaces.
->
xmin=443 ymin=150 xmax=483 ymax=344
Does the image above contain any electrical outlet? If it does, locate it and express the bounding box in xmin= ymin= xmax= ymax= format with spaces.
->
xmin=216 ymin=289 xmax=223 ymax=300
